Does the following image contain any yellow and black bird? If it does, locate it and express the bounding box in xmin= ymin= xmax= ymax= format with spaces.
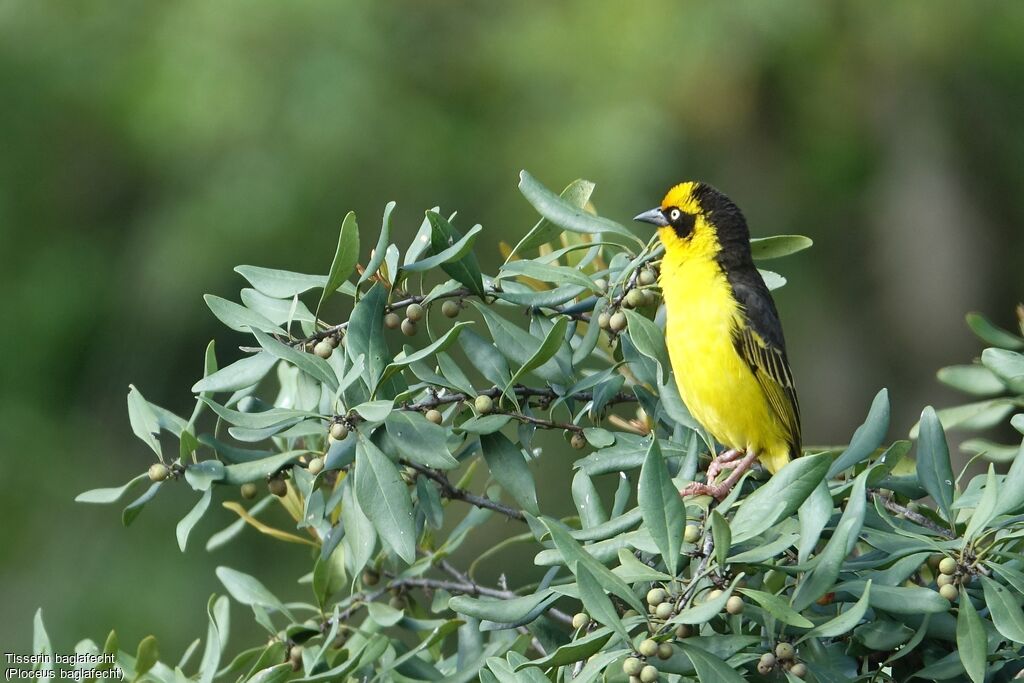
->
xmin=635 ymin=182 xmax=800 ymax=500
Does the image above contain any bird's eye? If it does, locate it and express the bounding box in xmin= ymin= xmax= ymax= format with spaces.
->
xmin=668 ymin=208 xmax=681 ymax=222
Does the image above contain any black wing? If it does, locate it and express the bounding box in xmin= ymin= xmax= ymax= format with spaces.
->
xmin=728 ymin=271 xmax=802 ymax=456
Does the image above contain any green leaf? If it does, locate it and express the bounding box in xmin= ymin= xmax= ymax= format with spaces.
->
xmin=518 ymin=171 xmax=640 ymax=244
xmin=192 ymin=352 xmax=277 ymax=394
xmin=127 ymin=385 xmax=162 ymax=459
xmin=637 ymin=439 xmax=685 ymax=576
xmin=759 ymin=268 xmax=786 ymax=290
xmin=200 ymin=398 xmax=315 ymax=430
xmin=514 ymin=627 xmax=612 ymax=671
xmin=677 ymin=641 xmax=746 ymax=683
xmin=963 ymin=464 xmax=999 ymax=541
xmin=749 ymin=234 xmax=814 ymax=260
xmin=402 ymin=224 xmax=482 ymax=273
xmin=480 ymin=432 xmax=539 ymax=515
xmin=448 ymin=589 xmax=556 ymax=626
xmin=937 ymin=364 xmax=1007 ymax=396
xmin=916 ymin=406 xmax=955 ymax=523
xmin=458 ymin=328 xmax=511 ymax=387
xmin=799 ymin=580 xmax=872 ymax=641
xmin=198 ymin=595 xmax=229 ymax=683
xmin=176 ymin=488 xmax=213 ymax=552
xmin=571 ymin=470 xmax=608 ymax=530
xmin=473 ymin=304 xmax=567 ymax=384
xmin=351 ymin=399 xmax=394 ymax=422
xmin=426 ymin=211 xmax=485 ymax=299
xmin=215 ymin=567 xmax=291 ymax=617
xmin=709 ymin=510 xmax=731 ymax=569
xmin=505 ymin=316 xmax=568 ymax=392
xmin=33 ymin=609 xmax=53 ymax=682
xmin=250 ymin=327 xmax=338 ymax=392
xmin=75 ymin=473 xmax=149 ymax=504
xmin=731 ymin=452 xmax=832 ymax=543
xmin=315 ymin=211 xmax=359 ymax=319
xmin=134 ymin=634 xmax=159 ymax=678
xmin=346 ymin=282 xmax=390 ymax=389
xmin=575 ymin=564 xmax=631 ymax=645
xmin=509 ymin=179 xmax=595 ymax=255
xmin=797 ymin=479 xmax=832 ymax=564
xmin=357 ymin=201 xmax=393 ymax=286
xmin=827 ymin=388 xmax=889 ymax=478
xmin=966 ymin=311 xmax=1024 ymax=350
xmin=384 ymin=411 xmax=459 ymax=469
xmin=669 ymin=577 xmax=741 ymax=626
xmin=122 ymin=482 xmax=163 ymax=527
xmin=499 ymin=260 xmax=597 ymax=292
xmin=980 ymin=576 xmax=1024 ymax=644
xmin=833 ymin=581 xmax=950 ymax=614
xmin=956 ymin=585 xmax=987 ymax=683
xmin=538 ymin=517 xmax=646 ymax=615
xmin=994 ymin=440 xmax=1024 ymax=517
xmin=380 ymin=321 xmax=473 ymax=385
xmin=739 ymin=588 xmax=813 ymax=628
xmin=222 ymin=451 xmax=305 ymax=485
xmin=982 ymin=347 xmax=1024 ymax=390
xmin=355 ymin=433 xmax=416 ymax=563
xmin=204 ymin=294 xmax=283 ymax=334
xmin=911 ymin=398 xmax=1017 ymax=437
xmin=622 ymin=309 xmax=670 ymax=384
xmin=234 ymin=266 xmax=328 ymax=298
xmin=340 ymin=477 xmax=376 ymax=577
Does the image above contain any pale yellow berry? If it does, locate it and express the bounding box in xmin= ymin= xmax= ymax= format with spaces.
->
xmin=939 ymin=557 xmax=957 ymax=575
xmin=475 ymin=395 xmax=494 ymax=414
xmin=384 ymin=313 xmax=401 ymax=329
xmin=571 ymin=612 xmax=590 ymax=629
xmin=939 ymin=583 xmax=958 ymax=601
xmin=313 ymin=340 xmax=333 ymax=359
xmin=307 ymin=457 xmax=324 ymax=475
xmin=646 ymin=588 xmax=668 ymax=606
xmin=609 ymin=312 xmax=627 ymax=332
xmin=148 ymin=463 xmax=169 ymax=482
xmin=725 ymin=596 xmax=744 ymax=615
xmin=638 ymin=638 xmax=658 ymax=657
xmin=425 ymin=409 xmax=443 ymax=425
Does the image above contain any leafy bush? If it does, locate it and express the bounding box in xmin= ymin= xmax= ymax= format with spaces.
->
xmin=39 ymin=172 xmax=1024 ymax=681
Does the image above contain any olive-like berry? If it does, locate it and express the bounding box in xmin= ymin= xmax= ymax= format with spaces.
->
xmin=313 ymin=340 xmax=333 ymax=359
xmin=597 ymin=312 xmax=611 ymax=329
xmin=268 ymin=477 xmax=288 ymax=497
xmin=927 ymin=554 xmax=942 ymax=570
xmin=609 ymin=312 xmax=628 ymax=332
xmin=621 ymin=609 xmax=639 ymax=619
xmin=707 ymin=589 xmax=723 ymax=602
xmin=240 ymin=482 xmax=258 ymax=500
xmin=475 ymin=394 xmax=494 ymax=414
xmin=625 ymin=289 xmax=645 ymax=308
xmin=654 ymin=602 xmax=673 ymax=620
xmin=425 ymin=409 xmax=443 ymax=425
xmin=638 ymin=638 xmax=659 ymax=657
xmin=757 ymin=661 xmax=773 ymax=675
xmin=657 ymin=643 xmax=673 ymax=660
xmin=401 ymin=318 xmax=417 ymax=336
xmin=939 ymin=557 xmax=957 ymax=575
xmin=642 ymin=290 xmax=658 ymax=306
xmin=148 ymin=463 xmax=169 ymax=482
xmin=639 ymin=664 xmax=659 ymax=683
xmin=790 ymin=662 xmax=807 ymax=679
xmin=622 ymin=657 xmax=644 ymax=676
xmin=384 ymin=312 xmax=402 ymax=329
xmin=594 ymin=278 xmax=608 ymax=292
xmin=725 ymin=595 xmax=744 ymax=615
xmin=639 ymin=268 xmax=657 ymax=286
xmin=571 ymin=612 xmax=590 ymax=629
xmin=388 ymin=595 xmax=406 ymax=610
xmin=683 ymin=525 xmax=701 ymax=543
xmin=361 ymin=569 xmax=380 ymax=586
xmin=441 ymin=300 xmax=460 ymax=318
xmin=759 ymin=653 xmax=777 ymax=668
xmin=329 ymin=422 xmax=349 ymax=441
xmin=939 ymin=583 xmax=958 ymax=601
xmin=936 ymin=572 xmax=954 ymax=587
xmin=406 ymin=303 xmax=425 ymax=321
xmin=307 ymin=457 xmax=324 ymax=475
xmin=674 ymin=624 xmax=692 ymax=639
xmin=775 ymin=642 xmax=795 ymax=660
xmin=288 ymin=645 xmax=303 ymax=670
xmin=646 ymin=588 xmax=668 ymax=606
xmin=570 ymin=432 xmax=587 ymax=450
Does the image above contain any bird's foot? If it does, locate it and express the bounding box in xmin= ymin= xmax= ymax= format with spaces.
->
xmin=706 ymin=449 xmax=743 ymax=482
xmin=680 ymin=449 xmax=759 ymax=501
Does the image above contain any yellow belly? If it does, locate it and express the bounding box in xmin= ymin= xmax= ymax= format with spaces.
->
xmin=660 ymin=256 xmax=791 ymax=473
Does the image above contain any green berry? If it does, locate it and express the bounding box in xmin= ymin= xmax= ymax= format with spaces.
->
xmin=148 ymin=463 xmax=169 ymax=482
xmin=329 ymin=422 xmax=348 ymax=441
xmin=654 ymin=602 xmax=673 ymax=620
xmin=674 ymin=624 xmax=692 ymax=639
xmin=361 ymin=569 xmax=380 ymax=586
xmin=639 ymin=664 xmax=659 ymax=683
xmin=939 ymin=557 xmax=957 ymax=575
xmin=759 ymin=653 xmax=776 ymax=668
xmin=939 ymin=583 xmax=958 ymax=601
xmin=441 ymin=300 xmax=460 ymax=318
xmin=706 ymin=589 xmax=723 ymax=602
xmin=622 ymin=657 xmax=643 ymax=676
xmin=609 ymin=312 xmax=627 ymax=332
xmin=725 ymin=595 xmax=744 ymax=615
xmin=384 ymin=312 xmax=401 ymax=329
xmin=638 ymin=638 xmax=658 ymax=657
xmin=313 ymin=340 xmax=333 ymax=359
xmin=639 ymin=268 xmax=657 ymax=286
xmin=790 ymin=662 xmax=807 ymax=678
xmin=389 ymin=595 xmax=406 ymax=610
xmin=936 ymin=572 xmax=954 ymax=587
xmin=240 ymin=482 xmax=258 ymax=500
xmin=594 ymin=278 xmax=608 ymax=292
xmin=683 ymin=525 xmax=701 ymax=543
xmin=268 ymin=477 xmax=288 ymax=497
xmin=656 ymin=643 xmax=673 ymax=660
xmin=775 ymin=642 xmax=795 ymax=660
xmin=757 ymin=661 xmax=773 ymax=675
xmin=475 ymin=394 xmax=494 ymax=414
xmin=406 ymin=303 xmax=425 ymax=321
xmin=625 ymin=289 xmax=645 ymax=308
xmin=597 ymin=312 xmax=611 ymax=329
xmin=307 ymin=457 xmax=324 ymax=475
xmin=401 ymin=318 xmax=417 ymax=336
xmin=570 ymin=432 xmax=587 ymax=450
xmin=425 ymin=409 xmax=443 ymax=425
xmin=646 ymin=588 xmax=668 ymax=606
xmin=572 ymin=612 xmax=590 ymax=629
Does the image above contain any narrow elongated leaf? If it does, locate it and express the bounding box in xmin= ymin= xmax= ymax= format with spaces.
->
xmin=622 ymin=309 xmax=670 ymax=384
xmin=385 ymin=411 xmax=459 ymax=469
xmin=956 ymin=586 xmax=987 ymax=683
xmin=571 ymin=470 xmax=608 ymax=529
xmin=964 ymin=464 xmax=999 ymax=541
xmin=222 ymin=451 xmax=306 ymax=485
xmin=76 ymin=473 xmax=149 ymax=504
xmin=980 ymin=576 xmax=1024 ymax=644
xmin=499 ymin=260 xmax=597 ymax=292
xmin=509 ymin=179 xmax=595 ymax=256
xmin=128 ymin=385 xmax=162 ymax=458
xmin=739 ymin=589 xmax=814 ymax=628
xmin=251 ymin=328 xmax=337 ymax=392
xmin=177 ymin=488 xmax=213 ymax=552
xmin=480 ymin=432 xmax=539 ymax=515
xmin=731 ymin=452 xmax=832 ymax=543
xmin=799 ymin=580 xmax=872 ymax=641
xmin=827 ymin=388 xmax=889 ymax=478
xmin=402 ymin=224 xmax=482 ymax=272
xmin=506 ymin=316 xmax=568 ymax=390
xmin=204 ymin=295 xmax=282 ymax=334
xmin=937 ymin=364 xmax=1006 ymax=396
xmin=518 ymin=171 xmax=639 ymax=244
xmin=358 ymin=202 xmax=393 ymax=286
xmin=966 ymin=311 xmax=1024 ymax=349
xmin=216 ymin=567 xmax=291 ymax=617
xmin=197 ymin=595 xmax=230 ymax=683
xmin=916 ymin=406 xmax=955 ymax=523
xmin=637 ymin=439 xmax=685 ymax=576
xmin=355 ymin=434 xmax=416 ymax=563
xmin=575 ymin=564 xmax=631 ymax=645
xmin=427 ymin=212 xmax=485 ymax=298
xmin=458 ymin=328 xmax=511 ymax=387
xmin=340 ymin=477 xmax=376 ymax=576
xmin=315 ymin=211 xmax=359 ymax=319
xmin=192 ymin=352 xmax=277 ymax=394
xmin=982 ymin=347 xmax=1024 ymax=389
xmin=749 ymin=234 xmax=814 ymax=260
xmin=380 ymin=321 xmax=472 ymax=385
xmin=677 ymin=642 xmax=746 ymax=683
xmin=797 ymin=479 xmax=832 ymax=564
xmin=449 ymin=590 xmax=556 ymax=625
xmin=234 ymin=266 xmax=328 ymax=298
xmin=346 ymin=283 xmax=390 ymax=388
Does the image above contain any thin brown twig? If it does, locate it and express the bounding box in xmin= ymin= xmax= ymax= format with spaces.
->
xmin=872 ymin=492 xmax=956 ymax=539
xmin=403 ymin=461 xmax=526 ymax=522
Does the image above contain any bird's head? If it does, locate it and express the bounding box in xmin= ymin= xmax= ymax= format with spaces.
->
xmin=634 ymin=181 xmax=751 ymax=265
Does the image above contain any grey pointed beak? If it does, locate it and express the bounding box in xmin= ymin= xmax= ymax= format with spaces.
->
xmin=633 ymin=208 xmax=669 ymax=227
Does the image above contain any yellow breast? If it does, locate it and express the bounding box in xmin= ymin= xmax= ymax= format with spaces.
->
xmin=658 ymin=241 xmax=791 ymax=473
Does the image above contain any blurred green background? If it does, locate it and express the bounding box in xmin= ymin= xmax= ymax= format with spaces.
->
xmin=2 ymin=0 xmax=1022 ymax=659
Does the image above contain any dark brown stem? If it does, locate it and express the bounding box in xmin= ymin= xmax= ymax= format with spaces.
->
xmin=872 ymin=492 xmax=955 ymax=539
xmin=403 ymin=461 xmax=526 ymax=522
